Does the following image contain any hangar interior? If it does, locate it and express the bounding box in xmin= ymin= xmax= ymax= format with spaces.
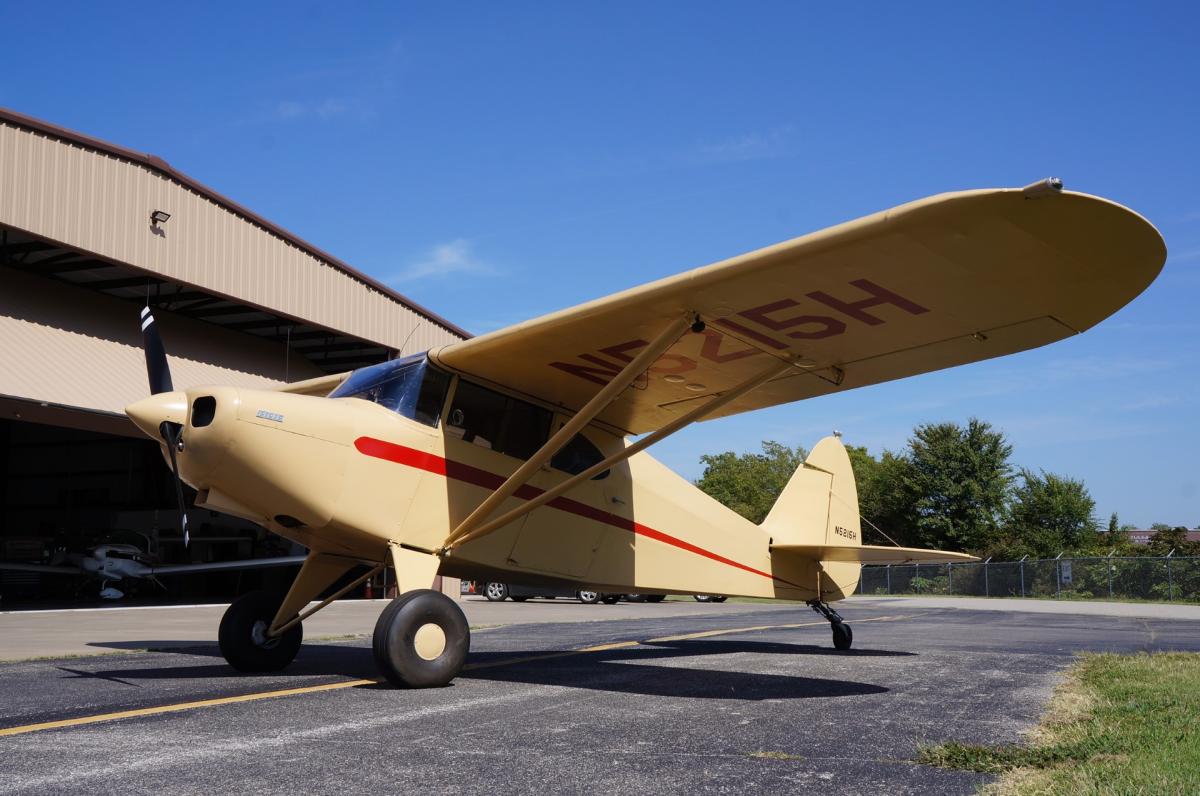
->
xmin=0 ymin=108 xmax=466 ymax=605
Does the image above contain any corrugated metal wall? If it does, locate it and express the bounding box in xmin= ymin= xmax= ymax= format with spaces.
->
xmin=0 ymin=120 xmax=461 ymax=357
xmin=0 ymin=266 xmax=324 ymax=417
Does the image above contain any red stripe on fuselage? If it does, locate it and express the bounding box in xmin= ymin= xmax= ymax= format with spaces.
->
xmin=353 ymin=436 xmax=798 ymax=587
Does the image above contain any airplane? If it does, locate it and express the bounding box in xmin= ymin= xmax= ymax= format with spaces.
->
xmin=121 ymin=178 xmax=1165 ymax=688
xmin=0 ymin=543 xmax=306 ymax=600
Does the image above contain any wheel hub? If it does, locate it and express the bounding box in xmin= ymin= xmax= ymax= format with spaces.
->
xmin=413 ymin=622 xmax=447 ymax=661
xmin=250 ymin=619 xmax=281 ymax=649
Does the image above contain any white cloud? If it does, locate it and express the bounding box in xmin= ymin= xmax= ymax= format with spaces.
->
xmin=272 ymin=97 xmax=367 ymax=121
xmin=389 ymin=239 xmax=498 ymax=283
xmin=1119 ymin=394 xmax=1182 ymax=412
xmin=691 ymin=125 xmax=796 ymax=164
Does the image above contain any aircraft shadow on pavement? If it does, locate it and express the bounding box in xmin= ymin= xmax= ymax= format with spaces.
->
xmin=75 ymin=638 xmax=907 ymax=700
xmin=459 ymin=639 xmax=902 ymax=700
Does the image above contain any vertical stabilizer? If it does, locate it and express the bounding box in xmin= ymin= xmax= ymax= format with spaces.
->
xmin=761 ymin=435 xmax=862 ymax=597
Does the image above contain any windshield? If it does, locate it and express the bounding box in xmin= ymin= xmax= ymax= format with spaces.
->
xmin=329 ymin=354 xmax=450 ymax=427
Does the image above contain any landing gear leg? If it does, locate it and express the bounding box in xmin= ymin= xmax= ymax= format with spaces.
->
xmin=808 ymin=599 xmax=853 ymax=651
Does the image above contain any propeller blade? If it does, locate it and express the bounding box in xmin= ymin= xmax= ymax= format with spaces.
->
xmin=141 ymin=306 xmax=173 ymax=395
xmin=160 ymin=422 xmax=190 ymax=546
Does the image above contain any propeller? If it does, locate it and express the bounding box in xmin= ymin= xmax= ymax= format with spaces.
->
xmin=139 ymin=306 xmax=190 ymax=546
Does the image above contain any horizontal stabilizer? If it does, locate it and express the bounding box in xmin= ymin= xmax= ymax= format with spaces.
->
xmin=773 ymin=544 xmax=979 ymax=565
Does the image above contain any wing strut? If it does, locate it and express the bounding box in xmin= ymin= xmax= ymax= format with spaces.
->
xmin=441 ymin=315 xmax=692 ymax=549
xmin=443 ymin=353 xmax=797 ymax=553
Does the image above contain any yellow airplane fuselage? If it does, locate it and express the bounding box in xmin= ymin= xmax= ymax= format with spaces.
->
xmin=129 ymin=379 xmax=859 ymax=603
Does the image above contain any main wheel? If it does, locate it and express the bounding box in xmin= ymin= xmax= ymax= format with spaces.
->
xmin=373 ymin=589 xmax=470 ymax=688
xmin=832 ymin=621 xmax=853 ymax=651
xmin=484 ymin=582 xmax=508 ymax=601
xmin=577 ymin=590 xmax=600 ymax=604
xmin=218 ymin=590 xmax=303 ymax=672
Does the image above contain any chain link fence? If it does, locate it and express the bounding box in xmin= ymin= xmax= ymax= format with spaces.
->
xmin=860 ymin=555 xmax=1200 ymax=602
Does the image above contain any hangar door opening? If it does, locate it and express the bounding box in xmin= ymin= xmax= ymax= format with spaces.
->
xmin=0 ymin=415 xmax=300 ymax=607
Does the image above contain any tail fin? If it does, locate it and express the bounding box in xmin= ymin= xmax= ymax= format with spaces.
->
xmin=761 ymin=435 xmax=862 ymax=599
xmin=763 ymin=437 xmax=978 ymax=599
xmin=761 ymin=435 xmax=861 ymax=549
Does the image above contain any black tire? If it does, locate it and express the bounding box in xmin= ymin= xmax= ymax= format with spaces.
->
xmin=832 ymin=621 xmax=853 ymax=651
xmin=694 ymin=595 xmax=713 ymax=602
xmin=712 ymin=596 xmax=728 ymax=603
xmin=218 ymin=590 xmax=303 ymax=673
xmin=645 ymin=594 xmax=666 ymax=603
xmin=577 ymin=590 xmax=600 ymax=604
xmin=625 ymin=593 xmax=645 ymax=603
xmin=600 ymin=594 xmax=621 ymax=605
xmin=484 ymin=582 xmax=508 ymax=602
xmin=373 ymin=589 xmax=470 ymax=688
xmin=510 ymin=596 xmax=530 ymax=602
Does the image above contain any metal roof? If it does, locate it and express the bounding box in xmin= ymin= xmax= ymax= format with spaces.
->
xmin=0 ymin=106 xmax=470 ymax=340
xmin=0 ymin=108 xmax=470 ymax=377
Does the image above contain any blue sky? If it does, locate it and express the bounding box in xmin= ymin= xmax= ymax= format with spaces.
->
xmin=2 ymin=3 xmax=1197 ymax=527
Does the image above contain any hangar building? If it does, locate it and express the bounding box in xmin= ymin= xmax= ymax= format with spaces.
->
xmin=0 ymin=108 xmax=467 ymax=603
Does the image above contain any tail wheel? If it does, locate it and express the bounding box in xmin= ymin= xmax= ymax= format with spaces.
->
xmin=373 ymin=589 xmax=470 ymax=688
xmin=484 ymin=582 xmax=508 ymax=601
xmin=832 ymin=621 xmax=853 ymax=651
xmin=218 ymin=590 xmax=303 ymax=672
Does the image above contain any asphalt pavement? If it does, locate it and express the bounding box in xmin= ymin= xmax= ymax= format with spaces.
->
xmin=2 ymin=598 xmax=1200 ymax=795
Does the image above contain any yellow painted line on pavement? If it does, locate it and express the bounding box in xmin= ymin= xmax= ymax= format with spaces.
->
xmin=0 ymin=614 xmax=912 ymax=738
xmin=0 ymin=678 xmax=378 ymax=738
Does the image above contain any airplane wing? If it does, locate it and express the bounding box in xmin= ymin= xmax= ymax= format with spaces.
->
xmin=773 ymin=544 xmax=979 ymax=565
xmin=0 ymin=562 xmax=82 ymax=575
xmin=149 ymin=555 xmax=307 ymax=575
xmin=429 ymin=185 xmax=1165 ymax=435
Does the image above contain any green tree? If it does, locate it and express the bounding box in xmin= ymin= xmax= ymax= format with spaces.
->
xmin=696 ymin=441 xmax=807 ymax=523
xmin=846 ymin=445 xmax=917 ymax=546
xmin=901 ymin=418 xmax=1013 ymax=552
xmin=1000 ymin=469 xmax=1098 ymax=558
xmin=1099 ymin=512 xmax=1141 ymax=555
xmin=1147 ymin=525 xmax=1200 ymax=557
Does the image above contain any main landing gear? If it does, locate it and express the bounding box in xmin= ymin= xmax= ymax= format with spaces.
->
xmin=219 ymin=590 xmax=304 ymax=672
xmin=808 ymin=599 xmax=853 ymax=651
xmin=373 ymin=589 xmax=471 ymax=688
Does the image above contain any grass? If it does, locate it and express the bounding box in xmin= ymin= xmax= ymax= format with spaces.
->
xmin=918 ymin=652 xmax=1200 ymax=794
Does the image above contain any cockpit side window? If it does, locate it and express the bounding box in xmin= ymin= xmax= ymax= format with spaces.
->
xmin=446 ymin=380 xmax=552 ymax=460
xmin=550 ymin=433 xmax=610 ymax=480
